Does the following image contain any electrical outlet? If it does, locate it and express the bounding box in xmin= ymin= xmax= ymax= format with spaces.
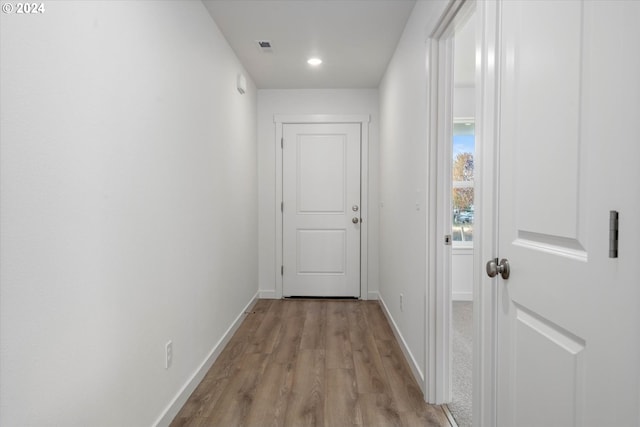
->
xmin=400 ymin=293 xmax=404 ymax=312
xmin=165 ymin=341 xmax=173 ymax=369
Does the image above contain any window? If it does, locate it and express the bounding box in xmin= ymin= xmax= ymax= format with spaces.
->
xmin=452 ymin=120 xmax=474 ymax=245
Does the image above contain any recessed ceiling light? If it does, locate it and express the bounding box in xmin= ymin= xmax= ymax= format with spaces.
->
xmin=307 ymin=58 xmax=322 ymax=66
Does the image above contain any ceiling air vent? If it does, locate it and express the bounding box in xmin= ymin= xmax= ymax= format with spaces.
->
xmin=256 ymin=40 xmax=274 ymax=53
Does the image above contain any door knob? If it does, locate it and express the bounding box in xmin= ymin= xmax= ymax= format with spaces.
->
xmin=352 ymin=217 xmax=360 ymax=224
xmin=486 ymin=258 xmax=510 ymax=280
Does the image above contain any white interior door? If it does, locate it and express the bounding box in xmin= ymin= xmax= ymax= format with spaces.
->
xmin=282 ymin=123 xmax=361 ymax=297
xmin=494 ymin=1 xmax=640 ymax=426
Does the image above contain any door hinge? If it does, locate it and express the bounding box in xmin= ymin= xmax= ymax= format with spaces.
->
xmin=609 ymin=210 xmax=619 ymax=258
xmin=281 ymin=265 xmax=284 ymax=275
xmin=281 ymin=137 xmax=283 ymax=149
xmin=281 ymin=201 xmax=283 ymax=212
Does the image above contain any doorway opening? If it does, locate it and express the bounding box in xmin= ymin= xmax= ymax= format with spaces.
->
xmin=448 ymin=11 xmax=476 ymax=427
xmin=274 ymin=115 xmax=371 ymax=300
xmin=425 ymin=2 xmax=477 ymax=426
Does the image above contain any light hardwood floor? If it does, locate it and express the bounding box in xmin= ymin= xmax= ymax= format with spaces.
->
xmin=170 ymin=299 xmax=451 ymax=427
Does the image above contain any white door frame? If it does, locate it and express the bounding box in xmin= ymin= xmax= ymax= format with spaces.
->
xmin=425 ymin=1 xmax=500 ymax=425
xmin=472 ymin=1 xmax=500 ymax=425
xmin=274 ymin=114 xmax=371 ymax=300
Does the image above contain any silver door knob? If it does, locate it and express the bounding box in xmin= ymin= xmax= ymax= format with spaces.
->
xmin=486 ymin=258 xmax=510 ymax=280
xmin=352 ymin=217 xmax=360 ymax=224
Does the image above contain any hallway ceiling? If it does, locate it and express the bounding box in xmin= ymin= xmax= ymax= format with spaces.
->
xmin=202 ymin=0 xmax=417 ymax=89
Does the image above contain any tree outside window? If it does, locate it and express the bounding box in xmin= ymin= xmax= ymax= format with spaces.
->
xmin=452 ymin=122 xmax=474 ymax=243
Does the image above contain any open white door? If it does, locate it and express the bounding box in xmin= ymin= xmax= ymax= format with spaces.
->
xmin=493 ymin=1 xmax=640 ymax=426
xmin=282 ymin=123 xmax=361 ymax=297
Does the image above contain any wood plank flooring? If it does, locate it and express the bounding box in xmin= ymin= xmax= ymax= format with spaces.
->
xmin=170 ymin=299 xmax=451 ymax=427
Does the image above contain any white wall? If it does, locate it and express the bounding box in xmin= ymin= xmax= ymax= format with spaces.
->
xmin=257 ymin=89 xmax=379 ymax=299
xmin=452 ymin=248 xmax=473 ymax=301
xmin=454 ymin=87 xmax=476 ymax=118
xmin=0 ymin=2 xmax=257 ymax=426
xmin=378 ymin=0 xmax=449 ymax=383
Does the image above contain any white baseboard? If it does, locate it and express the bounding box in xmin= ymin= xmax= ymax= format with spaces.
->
xmin=377 ymin=295 xmax=425 ymax=393
xmin=367 ymin=291 xmax=379 ymax=300
xmin=258 ymin=290 xmax=278 ymax=299
xmin=153 ymin=292 xmax=259 ymax=427
xmin=452 ymin=291 xmax=472 ymax=301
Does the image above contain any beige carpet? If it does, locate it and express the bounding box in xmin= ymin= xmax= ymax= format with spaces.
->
xmin=449 ymin=301 xmax=472 ymax=427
